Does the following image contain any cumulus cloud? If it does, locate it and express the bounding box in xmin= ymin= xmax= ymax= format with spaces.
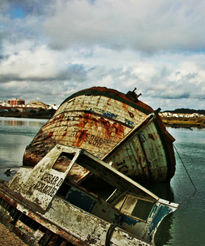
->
xmin=44 ymin=0 xmax=205 ymax=52
xmin=0 ymin=0 xmax=205 ymax=110
xmin=1 ymin=39 xmax=205 ymax=109
xmin=0 ymin=0 xmax=52 ymax=49
xmin=0 ymin=42 xmax=88 ymax=83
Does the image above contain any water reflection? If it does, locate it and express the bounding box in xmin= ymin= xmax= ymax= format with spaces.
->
xmin=0 ymin=119 xmax=24 ymax=126
xmin=147 ymin=183 xmax=175 ymax=246
xmin=0 ymin=117 xmax=46 ymax=168
xmin=0 ymin=117 xmax=46 ymax=128
xmin=0 ymin=167 xmax=18 ymax=182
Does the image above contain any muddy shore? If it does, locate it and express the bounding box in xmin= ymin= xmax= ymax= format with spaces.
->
xmin=161 ymin=116 xmax=205 ymax=128
xmin=0 ymin=223 xmax=28 ymax=246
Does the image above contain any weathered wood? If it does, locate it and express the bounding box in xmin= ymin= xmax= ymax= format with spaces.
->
xmin=23 ymin=87 xmax=175 ymax=183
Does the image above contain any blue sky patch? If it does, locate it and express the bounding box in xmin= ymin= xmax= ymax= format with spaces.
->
xmin=9 ymin=5 xmax=25 ymax=19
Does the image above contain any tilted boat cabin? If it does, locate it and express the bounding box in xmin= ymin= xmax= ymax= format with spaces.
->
xmin=0 ymin=145 xmax=178 ymax=245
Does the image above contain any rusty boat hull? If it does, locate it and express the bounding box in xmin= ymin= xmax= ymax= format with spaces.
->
xmin=23 ymin=87 xmax=175 ymax=183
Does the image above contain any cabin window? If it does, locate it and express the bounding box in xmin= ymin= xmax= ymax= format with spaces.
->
xmin=131 ymin=199 xmax=154 ymax=220
xmin=65 ymin=187 xmax=96 ymax=212
xmin=57 ymin=181 xmax=71 ymax=197
xmin=56 ymin=181 xmax=97 ymax=213
xmin=52 ymin=153 xmax=73 ymax=172
xmin=115 ymin=194 xmax=154 ymax=221
xmin=80 ymin=174 xmax=116 ymax=200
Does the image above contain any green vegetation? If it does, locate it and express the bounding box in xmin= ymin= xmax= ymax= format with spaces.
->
xmin=161 ymin=116 xmax=205 ymax=128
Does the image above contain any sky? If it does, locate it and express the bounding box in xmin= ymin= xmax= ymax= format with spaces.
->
xmin=0 ymin=0 xmax=205 ymax=110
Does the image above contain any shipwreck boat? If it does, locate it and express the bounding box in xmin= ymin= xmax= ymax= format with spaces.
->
xmin=23 ymin=87 xmax=175 ymax=183
xmin=0 ymin=145 xmax=178 ymax=246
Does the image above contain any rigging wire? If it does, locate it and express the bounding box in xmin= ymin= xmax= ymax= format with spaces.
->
xmin=174 ymin=144 xmax=197 ymax=193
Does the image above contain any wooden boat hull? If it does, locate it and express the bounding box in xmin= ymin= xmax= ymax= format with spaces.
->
xmin=23 ymin=87 xmax=175 ymax=183
xmin=0 ymin=145 xmax=178 ymax=246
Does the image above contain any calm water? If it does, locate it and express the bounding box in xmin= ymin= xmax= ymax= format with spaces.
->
xmin=0 ymin=117 xmax=205 ymax=246
xmin=155 ymin=127 xmax=205 ymax=246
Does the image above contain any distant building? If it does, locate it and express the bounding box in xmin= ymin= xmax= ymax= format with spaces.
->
xmin=27 ymin=101 xmax=49 ymax=110
xmin=8 ymin=98 xmax=25 ymax=106
xmin=49 ymin=104 xmax=59 ymax=110
xmin=0 ymin=100 xmax=9 ymax=106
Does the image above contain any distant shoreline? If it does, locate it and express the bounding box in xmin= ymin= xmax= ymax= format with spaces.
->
xmin=161 ymin=117 xmax=205 ymax=128
xmin=0 ymin=111 xmax=54 ymax=120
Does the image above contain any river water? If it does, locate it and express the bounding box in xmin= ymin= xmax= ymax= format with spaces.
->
xmin=0 ymin=117 xmax=204 ymax=246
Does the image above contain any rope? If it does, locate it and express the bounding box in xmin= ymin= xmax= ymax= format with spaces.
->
xmin=105 ymin=224 xmax=117 ymax=246
xmin=174 ymin=144 xmax=197 ymax=192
